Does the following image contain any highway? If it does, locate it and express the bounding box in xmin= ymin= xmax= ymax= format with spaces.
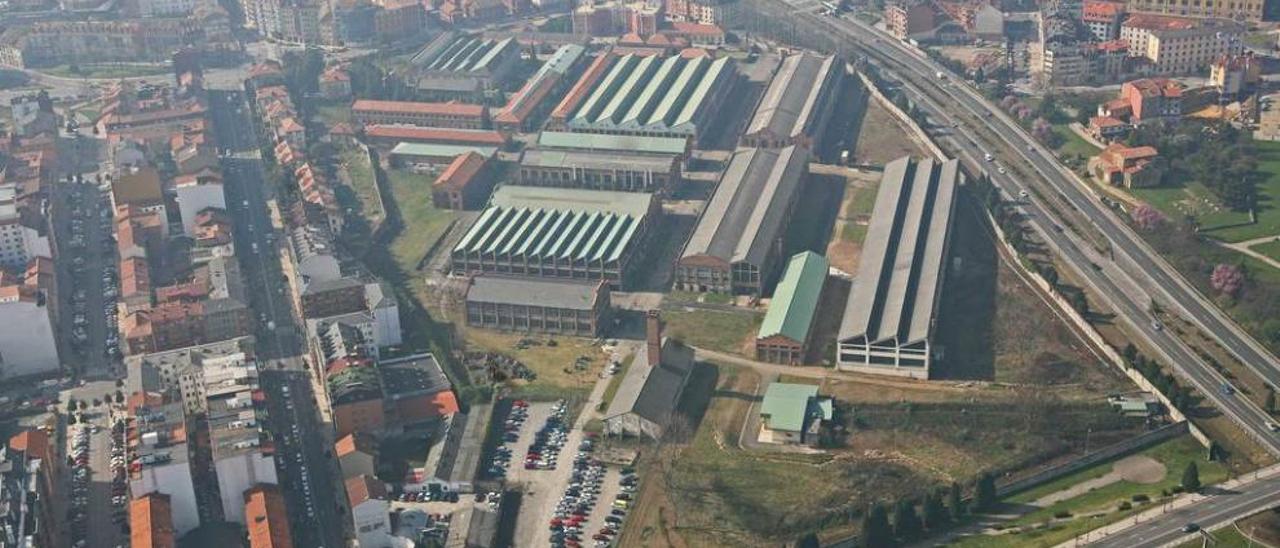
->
xmin=759 ymin=3 xmax=1280 ymax=543
xmin=1089 ymin=473 xmax=1280 ymax=547
xmin=209 ymin=88 xmax=345 ymax=547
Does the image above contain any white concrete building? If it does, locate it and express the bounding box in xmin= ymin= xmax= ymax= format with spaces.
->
xmin=346 ymin=475 xmax=392 ymax=548
xmin=129 ymin=401 xmax=201 ymax=536
xmin=0 ymin=185 xmax=48 ymax=271
xmin=174 ymin=171 xmax=227 ymax=238
xmin=0 ymin=284 xmax=58 ymax=379
xmin=138 ymin=0 xmax=200 ymax=16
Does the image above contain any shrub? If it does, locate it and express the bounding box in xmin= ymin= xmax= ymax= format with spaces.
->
xmin=1053 ymin=511 xmax=1073 ymax=519
xmin=1132 ymin=494 xmax=1150 ymax=503
xmin=1118 ymin=501 xmax=1132 ymax=511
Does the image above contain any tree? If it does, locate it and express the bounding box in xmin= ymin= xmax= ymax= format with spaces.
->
xmin=922 ymin=490 xmax=947 ymax=530
xmin=892 ymin=498 xmax=922 ymax=540
xmin=1182 ymin=462 xmax=1201 ymax=492
xmin=948 ymin=482 xmax=965 ymax=520
xmin=1210 ymin=263 xmax=1245 ymax=298
xmin=1041 ymin=265 xmax=1059 ymax=287
xmin=1207 ymin=440 xmax=1223 ymax=462
xmin=77 ymin=401 xmax=87 ymax=411
xmin=1130 ymin=204 xmax=1166 ymax=231
xmin=1122 ymin=344 xmax=1138 ymax=364
xmin=975 ymin=473 xmax=997 ymax=512
xmin=862 ymin=503 xmax=894 ymax=548
xmin=66 ymin=398 xmax=77 ymax=413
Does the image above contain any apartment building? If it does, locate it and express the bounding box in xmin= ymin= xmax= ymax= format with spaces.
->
xmin=1120 ymin=14 xmax=1243 ymax=75
xmin=1125 ymin=0 xmax=1263 ymax=22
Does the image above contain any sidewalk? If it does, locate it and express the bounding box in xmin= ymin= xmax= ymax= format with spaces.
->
xmin=1054 ymin=463 xmax=1280 ymax=547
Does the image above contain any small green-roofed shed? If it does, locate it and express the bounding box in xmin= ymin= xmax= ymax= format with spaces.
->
xmin=760 ymin=383 xmax=820 ymax=433
xmin=757 ymin=251 xmax=829 ymax=344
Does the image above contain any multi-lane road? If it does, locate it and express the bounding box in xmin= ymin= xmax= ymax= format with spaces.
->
xmin=208 ymin=88 xmax=345 ymax=547
xmin=762 ymin=2 xmax=1280 ymax=542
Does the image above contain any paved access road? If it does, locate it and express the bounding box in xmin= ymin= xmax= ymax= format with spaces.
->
xmin=208 ymin=88 xmax=345 ymax=547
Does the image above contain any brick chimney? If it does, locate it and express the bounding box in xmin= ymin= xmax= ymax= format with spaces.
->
xmin=645 ymin=309 xmax=662 ymax=367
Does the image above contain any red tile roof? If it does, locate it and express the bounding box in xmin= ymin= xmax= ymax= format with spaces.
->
xmin=1090 ymin=116 xmax=1126 ymax=128
xmin=130 ymin=493 xmax=176 ymax=548
xmin=245 ymin=484 xmax=293 ymax=548
xmin=434 ymin=151 xmax=488 ymax=192
xmin=345 ymin=474 xmax=388 ymax=508
xmin=1123 ymin=13 xmax=1199 ymax=31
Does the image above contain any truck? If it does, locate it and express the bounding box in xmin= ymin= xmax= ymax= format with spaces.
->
xmin=936 ymin=71 xmax=946 ymax=80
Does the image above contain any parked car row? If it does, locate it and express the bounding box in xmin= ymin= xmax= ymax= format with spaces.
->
xmin=525 ymin=399 xmax=568 ymax=471
xmin=550 ymin=438 xmax=605 ymax=548
xmin=487 ymin=400 xmax=529 ymax=479
xmin=67 ymin=426 xmax=93 ymax=547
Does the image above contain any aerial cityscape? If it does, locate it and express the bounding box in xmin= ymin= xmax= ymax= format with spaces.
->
xmin=0 ymin=0 xmax=1279 ymax=545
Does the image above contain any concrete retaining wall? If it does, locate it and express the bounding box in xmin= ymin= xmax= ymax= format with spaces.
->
xmin=998 ymin=421 xmax=1190 ymax=498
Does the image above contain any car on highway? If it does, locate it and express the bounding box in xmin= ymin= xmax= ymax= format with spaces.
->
xmin=1181 ymin=523 xmax=1200 ymax=533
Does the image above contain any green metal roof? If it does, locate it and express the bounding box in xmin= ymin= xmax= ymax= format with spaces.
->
xmin=674 ymin=57 xmax=730 ymax=128
xmin=454 ymin=187 xmax=654 ymax=264
xmin=760 ymin=383 xmax=819 ymax=433
xmin=390 ymin=142 xmax=497 ymax=159
xmin=537 ymin=131 xmax=687 ymax=156
xmin=757 ymin=251 xmax=829 ymax=343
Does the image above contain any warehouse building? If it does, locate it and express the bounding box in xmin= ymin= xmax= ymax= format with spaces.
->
xmin=389 ymin=142 xmax=498 ymax=167
xmin=755 ymin=252 xmax=829 ymax=365
xmin=741 ymin=52 xmax=843 ymax=150
xmin=433 ymin=151 xmax=495 ymax=210
xmin=603 ymin=311 xmax=695 ymax=439
xmin=363 ymin=125 xmax=509 ymax=149
xmin=493 ymin=44 xmax=588 ymax=133
xmin=465 ymin=275 xmax=611 ymax=337
xmin=837 ymin=157 xmax=960 ymax=379
xmin=407 ymin=32 xmax=522 ymax=101
xmin=515 ymin=148 xmax=680 ymax=192
xmin=676 ymin=146 xmax=809 ymax=296
xmin=353 ymin=100 xmax=489 ymax=130
xmin=450 ymin=186 xmax=658 ymax=288
xmin=537 ymin=130 xmax=690 ymax=160
xmin=550 ymin=52 xmax=737 ymax=144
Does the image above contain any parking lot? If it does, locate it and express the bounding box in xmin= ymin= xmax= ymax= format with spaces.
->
xmin=64 ymin=406 xmax=129 ymax=548
xmin=52 ymin=180 xmax=120 ymax=377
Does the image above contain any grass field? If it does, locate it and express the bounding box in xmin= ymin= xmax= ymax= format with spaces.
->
xmin=384 ymin=167 xmax=456 ymax=273
xmin=340 ymin=146 xmax=384 ymax=225
xmin=1254 ymin=238 xmax=1280 ymax=262
xmin=625 ymin=364 xmax=933 ymax=546
xmin=1132 ymin=181 xmax=1253 ymax=235
xmin=853 ymin=98 xmax=928 ymax=166
xmin=315 ymin=103 xmax=353 ymax=127
xmin=1052 ymin=124 xmax=1101 ymax=160
xmin=1134 ymin=141 xmax=1280 ymax=243
xmin=953 ymin=435 xmax=1226 ymax=548
xmin=455 ymin=324 xmax=606 ymax=395
xmin=661 ymin=306 xmax=762 ymax=356
xmin=840 ymin=180 xmax=879 ymax=243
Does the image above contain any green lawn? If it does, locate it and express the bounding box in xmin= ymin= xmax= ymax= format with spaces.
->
xmin=40 ymin=63 xmax=169 ymax=79
xmin=841 ymin=180 xmax=879 ymax=244
xmin=1131 ymin=181 xmax=1253 ymax=234
xmin=1138 ymin=140 xmax=1280 ymax=243
xmin=1173 ymin=524 xmax=1250 ymax=548
xmin=385 ymin=167 xmax=456 ymax=272
xmin=953 ymin=435 xmax=1225 ymax=548
xmin=315 ymin=103 xmax=353 ymax=127
xmin=1052 ymin=124 xmax=1101 ymax=160
xmin=1251 ymin=239 xmax=1280 ymax=262
xmin=340 ymin=146 xmax=384 ymax=224
xmin=662 ymin=307 xmax=762 ymax=355
xmin=598 ymin=353 xmax=634 ymax=411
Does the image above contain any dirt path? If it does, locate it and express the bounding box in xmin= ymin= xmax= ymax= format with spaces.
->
xmin=1218 ymin=236 xmax=1280 ymax=271
xmin=1031 ymin=455 xmax=1165 ymax=507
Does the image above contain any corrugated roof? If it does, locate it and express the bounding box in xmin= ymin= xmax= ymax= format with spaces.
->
xmin=563 ymin=53 xmax=733 ymax=134
xmin=760 ymin=382 xmax=818 ymax=433
xmin=537 ymin=131 xmax=688 ymax=156
xmin=757 ymin=252 xmax=829 ymax=343
xmin=353 ymin=99 xmax=486 ymax=117
xmin=673 ymin=56 xmax=731 ymax=128
xmin=390 ymin=142 xmax=497 ymax=158
xmin=466 ymin=275 xmax=602 ymax=310
xmin=519 ymin=148 xmax=676 ymax=172
xmin=681 ymin=146 xmax=810 ymax=266
xmin=745 ymin=53 xmax=838 ymax=140
xmin=454 ymin=187 xmax=653 ymax=262
xmin=838 ymin=157 xmax=961 ymax=346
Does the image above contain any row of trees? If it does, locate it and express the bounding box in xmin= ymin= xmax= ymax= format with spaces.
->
xmin=1126 ymin=122 xmax=1258 ymax=211
xmin=1120 ymin=345 xmax=1200 ymax=412
xmin=859 ymin=478 xmax=996 ymax=548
